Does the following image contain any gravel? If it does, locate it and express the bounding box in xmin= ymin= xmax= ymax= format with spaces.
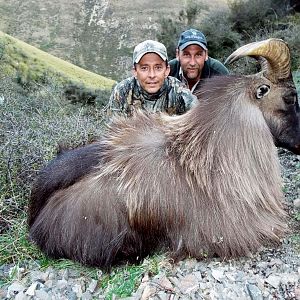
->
xmin=0 ymin=149 xmax=299 ymax=300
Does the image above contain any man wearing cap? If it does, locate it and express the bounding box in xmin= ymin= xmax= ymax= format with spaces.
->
xmin=107 ymin=40 xmax=197 ymax=117
xmin=169 ymin=29 xmax=229 ymax=93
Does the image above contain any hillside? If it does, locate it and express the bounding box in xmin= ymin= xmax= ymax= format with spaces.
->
xmin=0 ymin=31 xmax=115 ymax=90
xmin=0 ymin=0 xmax=226 ymax=81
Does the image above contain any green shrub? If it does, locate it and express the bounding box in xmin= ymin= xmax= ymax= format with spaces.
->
xmin=64 ymin=82 xmax=111 ymax=107
xmin=157 ymin=1 xmax=208 ymax=59
xmin=228 ymin=0 xmax=290 ymax=38
xmin=157 ymin=0 xmax=300 ymax=73
xmin=199 ymin=8 xmax=242 ymax=62
xmin=0 ymin=75 xmax=106 ymax=235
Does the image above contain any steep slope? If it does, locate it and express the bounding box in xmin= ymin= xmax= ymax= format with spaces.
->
xmin=0 ymin=31 xmax=115 ymax=90
xmin=0 ymin=0 xmax=226 ymax=80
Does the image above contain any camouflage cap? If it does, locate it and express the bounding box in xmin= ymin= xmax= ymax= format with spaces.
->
xmin=133 ymin=40 xmax=168 ymax=64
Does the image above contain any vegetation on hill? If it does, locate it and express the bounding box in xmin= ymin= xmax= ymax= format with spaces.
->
xmin=0 ymin=31 xmax=115 ymax=105
xmin=158 ymin=0 xmax=300 ymax=73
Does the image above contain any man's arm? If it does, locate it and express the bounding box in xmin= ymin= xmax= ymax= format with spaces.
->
xmin=168 ymin=77 xmax=198 ymax=114
xmin=106 ymin=84 xmax=123 ymax=115
xmin=168 ymin=58 xmax=181 ymax=79
xmin=208 ymin=57 xmax=229 ymax=76
xmin=104 ymin=78 xmax=133 ymax=118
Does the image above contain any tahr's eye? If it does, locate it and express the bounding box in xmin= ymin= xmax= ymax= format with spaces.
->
xmin=256 ymin=84 xmax=270 ymax=99
xmin=282 ymin=89 xmax=297 ymax=105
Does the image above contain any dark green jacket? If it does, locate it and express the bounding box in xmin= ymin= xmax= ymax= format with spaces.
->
xmin=169 ymin=57 xmax=229 ymax=91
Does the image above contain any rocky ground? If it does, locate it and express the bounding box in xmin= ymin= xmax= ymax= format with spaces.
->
xmin=0 ymin=149 xmax=299 ymax=300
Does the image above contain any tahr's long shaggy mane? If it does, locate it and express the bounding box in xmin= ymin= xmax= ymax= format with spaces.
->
xmin=29 ymin=75 xmax=287 ymax=269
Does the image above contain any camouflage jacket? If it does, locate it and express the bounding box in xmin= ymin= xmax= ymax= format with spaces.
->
xmin=106 ymin=76 xmax=197 ymax=117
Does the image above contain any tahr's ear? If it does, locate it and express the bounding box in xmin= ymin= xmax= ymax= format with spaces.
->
xmin=256 ymin=84 xmax=270 ymax=99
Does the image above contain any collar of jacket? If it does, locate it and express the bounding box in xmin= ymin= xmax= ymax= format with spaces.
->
xmin=134 ymin=77 xmax=168 ymax=101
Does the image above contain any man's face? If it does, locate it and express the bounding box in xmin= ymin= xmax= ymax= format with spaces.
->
xmin=133 ymin=53 xmax=170 ymax=94
xmin=177 ymin=44 xmax=208 ymax=82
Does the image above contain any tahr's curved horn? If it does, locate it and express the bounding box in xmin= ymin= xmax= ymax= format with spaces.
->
xmin=225 ymin=38 xmax=291 ymax=82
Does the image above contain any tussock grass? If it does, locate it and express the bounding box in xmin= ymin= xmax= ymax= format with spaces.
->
xmin=100 ymin=255 xmax=164 ymax=299
xmin=0 ymin=215 xmax=40 ymax=265
xmin=0 ymin=76 xmax=106 ymax=231
xmin=0 ymin=73 xmax=104 ymax=234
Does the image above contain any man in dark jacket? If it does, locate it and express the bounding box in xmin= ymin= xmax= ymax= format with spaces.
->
xmin=169 ymin=29 xmax=229 ymax=93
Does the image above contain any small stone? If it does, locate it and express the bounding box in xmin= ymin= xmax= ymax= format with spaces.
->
xmin=35 ymin=289 xmax=51 ymax=300
xmin=82 ymin=291 xmax=93 ymax=300
xmin=47 ymin=269 xmax=56 ymax=280
xmin=247 ymin=277 xmax=258 ymax=285
xmin=265 ymin=274 xmax=281 ymax=288
xmin=246 ymin=283 xmax=263 ymax=300
xmin=168 ymin=276 xmax=180 ymax=288
xmin=141 ymin=273 xmax=150 ymax=283
xmin=225 ymin=272 xmax=236 ymax=282
xmin=59 ymin=269 xmax=69 ymax=280
xmin=178 ymin=274 xmax=199 ymax=294
xmin=25 ymin=282 xmax=39 ymax=296
xmin=293 ymin=198 xmax=300 ymax=208
xmin=72 ymin=284 xmax=83 ymax=297
xmin=64 ymin=290 xmax=77 ymax=300
xmin=30 ymin=270 xmax=47 ymax=282
xmin=0 ymin=288 xmax=6 ymax=299
xmin=87 ymin=279 xmax=98 ymax=293
xmin=269 ymin=258 xmax=283 ymax=267
xmin=262 ymin=290 xmax=270 ymax=298
xmin=183 ymin=258 xmax=198 ymax=270
xmin=211 ymin=269 xmax=224 ymax=282
xmin=155 ymin=291 xmax=172 ymax=300
xmin=280 ymin=273 xmax=299 ymax=284
xmin=235 ymin=271 xmax=245 ymax=282
xmin=295 ymin=288 xmax=300 ymax=299
xmin=15 ymin=291 xmax=28 ymax=300
xmin=210 ymin=290 xmax=221 ymax=298
xmin=154 ymin=275 xmax=173 ymax=290
xmin=7 ymin=282 xmax=25 ymax=297
xmin=44 ymin=280 xmax=53 ymax=288
xmin=141 ymin=284 xmax=157 ymax=300
xmin=56 ymin=279 xmax=68 ymax=290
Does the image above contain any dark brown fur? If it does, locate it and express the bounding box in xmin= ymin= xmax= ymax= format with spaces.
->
xmin=28 ymin=75 xmax=300 ymax=270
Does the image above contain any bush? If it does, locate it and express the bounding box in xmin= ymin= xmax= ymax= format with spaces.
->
xmin=199 ymin=9 xmax=242 ymax=62
xmin=157 ymin=1 xmax=208 ymax=59
xmin=157 ymin=0 xmax=300 ymax=74
xmin=157 ymin=17 xmax=182 ymax=59
xmin=0 ymin=75 xmax=107 ymax=234
xmin=64 ymin=82 xmax=111 ymax=107
xmin=228 ymin=0 xmax=291 ymax=38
